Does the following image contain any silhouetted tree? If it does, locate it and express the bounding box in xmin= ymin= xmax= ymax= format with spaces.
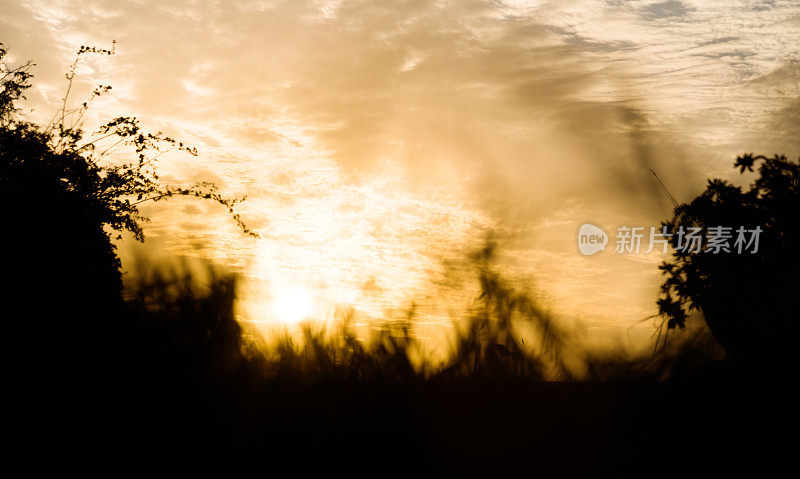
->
xmin=0 ymin=41 xmax=257 ymax=422
xmin=657 ymin=153 xmax=800 ymax=360
xmin=1 ymin=42 xmax=255 ymax=302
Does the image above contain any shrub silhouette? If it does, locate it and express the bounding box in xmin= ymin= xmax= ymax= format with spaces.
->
xmin=1 ymin=41 xmax=257 ymax=461
xmin=658 ymin=153 xmax=800 ymax=360
xmin=1 ymin=41 xmax=255 ymax=279
xmin=0 ymin=42 xmax=255 ymax=354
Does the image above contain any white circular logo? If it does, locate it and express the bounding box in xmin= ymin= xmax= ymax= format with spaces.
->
xmin=578 ymin=224 xmax=608 ymax=256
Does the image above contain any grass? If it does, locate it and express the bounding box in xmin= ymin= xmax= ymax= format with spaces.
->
xmin=6 ymin=248 xmax=775 ymax=478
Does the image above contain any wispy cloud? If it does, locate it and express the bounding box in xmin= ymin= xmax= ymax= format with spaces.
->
xmin=2 ymin=0 xmax=798 ymax=335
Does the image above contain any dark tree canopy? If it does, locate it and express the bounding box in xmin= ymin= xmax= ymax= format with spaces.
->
xmin=658 ymin=153 xmax=800 ymax=359
xmin=1 ymin=42 xmax=255 ymax=291
xmin=2 ymin=42 xmax=256 ymax=243
xmin=1 ymin=42 xmax=256 ymax=387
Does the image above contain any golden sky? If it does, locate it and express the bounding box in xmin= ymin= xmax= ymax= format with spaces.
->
xmin=3 ymin=0 xmax=799 ymax=349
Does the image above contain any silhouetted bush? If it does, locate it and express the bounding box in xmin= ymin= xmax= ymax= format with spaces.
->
xmin=658 ymin=153 xmax=800 ymax=361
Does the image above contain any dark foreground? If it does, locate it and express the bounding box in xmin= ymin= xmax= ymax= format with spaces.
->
xmin=2 ymin=264 xmax=791 ymax=478
xmin=6 ymin=350 xmax=790 ymax=478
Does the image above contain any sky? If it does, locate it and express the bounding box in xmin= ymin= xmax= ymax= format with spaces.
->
xmin=2 ymin=0 xmax=798 ymax=349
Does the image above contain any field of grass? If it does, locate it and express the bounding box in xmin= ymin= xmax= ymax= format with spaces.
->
xmin=5 ymin=254 xmax=787 ymax=478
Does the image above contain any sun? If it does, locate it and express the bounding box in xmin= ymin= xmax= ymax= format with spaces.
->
xmin=270 ymin=286 xmax=315 ymax=324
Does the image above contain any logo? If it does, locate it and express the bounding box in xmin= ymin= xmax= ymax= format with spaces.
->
xmin=576 ymin=224 xmax=762 ymax=257
xmin=578 ymin=224 xmax=608 ymax=256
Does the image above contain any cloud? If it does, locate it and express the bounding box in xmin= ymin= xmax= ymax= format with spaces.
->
xmin=639 ymin=1 xmax=693 ymax=21
xmin=2 ymin=0 xmax=799 ymax=334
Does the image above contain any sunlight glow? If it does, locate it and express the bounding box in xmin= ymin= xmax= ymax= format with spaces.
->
xmin=270 ymin=286 xmax=315 ymax=324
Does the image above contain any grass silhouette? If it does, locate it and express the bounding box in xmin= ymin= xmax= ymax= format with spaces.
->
xmin=3 ymin=235 xmax=786 ymax=477
xmin=5 ymin=246 xmax=733 ymax=477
